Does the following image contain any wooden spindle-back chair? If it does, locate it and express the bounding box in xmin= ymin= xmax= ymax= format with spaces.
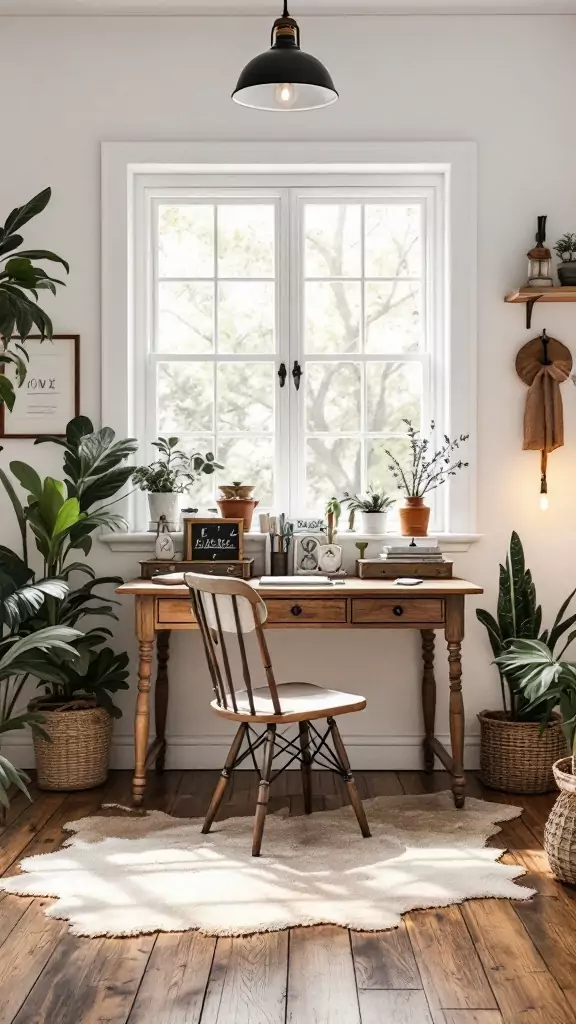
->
xmin=185 ymin=572 xmax=371 ymax=856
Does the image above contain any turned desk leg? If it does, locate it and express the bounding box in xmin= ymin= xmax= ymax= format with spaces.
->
xmin=133 ymin=597 xmax=156 ymax=807
xmin=155 ymin=630 xmax=170 ymax=772
xmin=446 ymin=596 xmax=466 ymax=808
xmin=421 ymin=630 xmax=436 ymax=773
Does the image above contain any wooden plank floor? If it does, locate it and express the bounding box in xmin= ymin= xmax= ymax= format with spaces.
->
xmin=1 ymin=769 xmax=575 ymax=1024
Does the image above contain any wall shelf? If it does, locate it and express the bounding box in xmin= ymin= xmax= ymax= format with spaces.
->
xmin=505 ymin=286 xmax=576 ymax=329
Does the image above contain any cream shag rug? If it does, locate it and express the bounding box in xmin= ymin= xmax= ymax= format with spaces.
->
xmin=0 ymin=792 xmax=535 ymax=938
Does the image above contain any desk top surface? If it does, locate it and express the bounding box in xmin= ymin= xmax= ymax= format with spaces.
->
xmin=117 ymin=577 xmax=483 ymax=598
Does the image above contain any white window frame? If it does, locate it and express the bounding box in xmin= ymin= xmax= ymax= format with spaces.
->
xmin=102 ymin=141 xmax=477 ymax=537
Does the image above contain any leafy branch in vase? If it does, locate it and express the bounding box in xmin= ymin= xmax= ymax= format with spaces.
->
xmin=384 ymin=420 xmax=470 ymax=498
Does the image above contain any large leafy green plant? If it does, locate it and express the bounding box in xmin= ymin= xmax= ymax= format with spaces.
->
xmin=0 ymin=546 xmax=81 ymax=811
xmin=0 ymin=188 xmax=69 ymax=411
xmin=476 ymin=532 xmax=576 ymax=720
xmin=0 ymin=416 xmax=136 ymax=718
xmin=495 ymin=640 xmax=576 ymax=764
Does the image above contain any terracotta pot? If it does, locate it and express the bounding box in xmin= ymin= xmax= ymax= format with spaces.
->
xmin=399 ymin=497 xmax=430 ymax=537
xmin=217 ymin=497 xmax=259 ymax=531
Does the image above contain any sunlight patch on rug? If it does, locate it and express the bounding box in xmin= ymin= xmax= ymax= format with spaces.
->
xmin=0 ymin=792 xmax=535 ymax=937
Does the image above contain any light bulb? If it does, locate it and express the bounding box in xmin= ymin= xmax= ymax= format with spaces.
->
xmin=539 ymin=492 xmax=549 ymax=512
xmin=275 ymin=82 xmax=297 ymax=108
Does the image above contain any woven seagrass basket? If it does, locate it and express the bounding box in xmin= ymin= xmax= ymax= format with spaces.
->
xmin=544 ymin=757 xmax=576 ymax=884
xmin=478 ymin=710 xmax=566 ymax=794
xmin=30 ymin=700 xmax=112 ymax=791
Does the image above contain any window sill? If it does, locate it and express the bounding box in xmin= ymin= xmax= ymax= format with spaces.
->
xmin=99 ymin=531 xmax=481 ymax=554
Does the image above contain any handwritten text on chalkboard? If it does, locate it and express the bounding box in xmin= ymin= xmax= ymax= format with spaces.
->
xmin=185 ymin=519 xmax=244 ymax=562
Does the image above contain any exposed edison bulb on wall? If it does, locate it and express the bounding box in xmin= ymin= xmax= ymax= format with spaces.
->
xmin=539 ymin=492 xmax=549 ymax=512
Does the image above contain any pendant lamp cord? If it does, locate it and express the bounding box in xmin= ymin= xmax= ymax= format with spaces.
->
xmin=283 ymin=0 xmax=289 ymax=15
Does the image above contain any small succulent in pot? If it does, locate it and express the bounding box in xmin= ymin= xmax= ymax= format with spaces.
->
xmin=132 ymin=436 xmax=223 ymax=531
xmin=383 ymin=420 xmax=469 ymax=537
xmin=554 ymin=233 xmax=576 ymax=286
xmin=342 ymin=487 xmax=395 ymax=535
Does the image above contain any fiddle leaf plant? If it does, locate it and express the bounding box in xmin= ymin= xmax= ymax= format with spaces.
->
xmin=0 ymin=187 xmax=69 ymax=411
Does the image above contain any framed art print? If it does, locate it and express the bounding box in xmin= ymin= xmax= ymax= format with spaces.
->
xmin=0 ymin=335 xmax=79 ymax=438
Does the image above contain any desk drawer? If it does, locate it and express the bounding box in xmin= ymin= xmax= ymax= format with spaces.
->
xmin=265 ymin=598 xmax=347 ymax=624
xmin=156 ymin=599 xmax=195 ymax=625
xmin=351 ymin=598 xmax=444 ymax=624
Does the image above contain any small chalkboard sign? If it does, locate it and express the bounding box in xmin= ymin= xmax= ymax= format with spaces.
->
xmin=184 ymin=518 xmax=244 ymax=562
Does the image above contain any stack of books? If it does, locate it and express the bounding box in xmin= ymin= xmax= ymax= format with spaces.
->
xmin=357 ymin=540 xmax=453 ymax=580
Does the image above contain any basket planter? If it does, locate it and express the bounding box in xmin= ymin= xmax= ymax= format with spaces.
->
xmin=545 ymin=757 xmax=576 ymax=884
xmin=29 ymin=698 xmax=112 ymax=791
xmin=478 ymin=710 xmax=566 ymax=794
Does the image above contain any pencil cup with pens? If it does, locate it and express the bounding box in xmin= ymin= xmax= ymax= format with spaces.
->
xmin=260 ymin=513 xmax=294 ymax=575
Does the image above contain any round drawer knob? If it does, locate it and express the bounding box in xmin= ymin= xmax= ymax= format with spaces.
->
xmin=393 ymin=605 xmax=404 ymax=617
xmin=291 ymin=604 xmax=303 ymax=617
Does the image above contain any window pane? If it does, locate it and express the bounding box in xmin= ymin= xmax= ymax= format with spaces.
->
xmin=365 ymin=282 xmax=421 ymax=353
xmin=156 ymin=362 xmax=214 ymax=434
xmin=364 ymin=204 xmax=421 ymax=278
xmin=218 ymin=205 xmax=275 ymax=278
xmin=366 ymin=362 xmax=422 ymax=433
xmin=306 ymin=437 xmax=361 ymax=509
xmin=218 ymin=282 xmax=274 ymax=354
xmin=306 ymin=362 xmax=361 ymax=434
xmin=305 ymin=282 xmax=361 ymax=354
xmin=304 ymin=205 xmax=361 ymax=278
xmin=367 ymin=436 xmax=412 ymax=500
xmin=157 ymin=282 xmax=214 ymax=353
xmin=217 ymin=363 xmax=274 ymax=433
xmin=158 ymin=205 xmax=214 ymax=278
xmin=217 ymin=436 xmax=274 ymax=506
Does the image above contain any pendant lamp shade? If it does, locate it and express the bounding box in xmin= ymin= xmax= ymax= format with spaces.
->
xmin=232 ymin=3 xmax=338 ymax=112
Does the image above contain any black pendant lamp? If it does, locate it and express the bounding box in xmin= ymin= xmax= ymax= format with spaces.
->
xmin=232 ymin=2 xmax=338 ymax=112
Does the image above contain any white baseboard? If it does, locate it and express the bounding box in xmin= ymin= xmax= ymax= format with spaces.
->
xmin=2 ymin=732 xmax=480 ymax=772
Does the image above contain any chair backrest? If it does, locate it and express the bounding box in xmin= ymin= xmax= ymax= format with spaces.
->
xmin=184 ymin=573 xmax=282 ymax=716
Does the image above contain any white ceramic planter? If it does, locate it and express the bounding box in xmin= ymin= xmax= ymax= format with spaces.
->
xmin=318 ymin=543 xmax=343 ymax=573
xmin=358 ymin=511 xmax=388 ymax=535
xmin=147 ymin=492 xmax=181 ymax=532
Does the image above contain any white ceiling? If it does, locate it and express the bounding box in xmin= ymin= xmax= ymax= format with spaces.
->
xmin=1 ymin=0 xmax=575 ymax=13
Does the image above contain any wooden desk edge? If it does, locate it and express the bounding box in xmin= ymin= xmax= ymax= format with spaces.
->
xmin=116 ymin=577 xmax=483 ymax=597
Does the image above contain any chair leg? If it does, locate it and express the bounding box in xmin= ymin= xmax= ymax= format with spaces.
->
xmin=299 ymin=721 xmax=313 ymax=814
xmin=252 ymin=725 xmax=276 ymax=857
xmin=327 ymin=716 xmax=371 ymax=839
xmin=202 ymin=724 xmax=247 ymax=834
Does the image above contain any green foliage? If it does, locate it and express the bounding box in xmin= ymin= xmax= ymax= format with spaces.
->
xmin=325 ymin=496 xmax=341 ymax=544
xmin=495 ymin=640 xmax=576 ymax=755
xmin=132 ymin=435 xmax=223 ymax=494
xmin=384 ymin=420 xmax=470 ymax=498
xmin=554 ymin=232 xmax=576 ymax=263
xmin=342 ymin=486 xmax=395 ymax=513
xmin=0 ymin=188 xmax=69 ymax=409
xmin=476 ymin=532 xmax=576 ymax=721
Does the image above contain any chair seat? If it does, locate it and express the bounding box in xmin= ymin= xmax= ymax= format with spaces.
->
xmin=211 ymin=681 xmax=366 ymax=723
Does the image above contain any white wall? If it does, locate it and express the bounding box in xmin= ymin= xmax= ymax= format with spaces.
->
xmin=1 ymin=13 xmax=576 ymax=769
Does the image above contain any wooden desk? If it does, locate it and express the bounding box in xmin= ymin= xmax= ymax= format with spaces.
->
xmin=117 ymin=577 xmax=483 ymax=809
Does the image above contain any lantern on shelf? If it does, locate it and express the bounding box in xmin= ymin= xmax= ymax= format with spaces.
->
xmin=526 ymin=215 xmax=553 ymax=288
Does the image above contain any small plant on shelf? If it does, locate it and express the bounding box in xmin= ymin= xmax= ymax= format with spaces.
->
xmin=342 ymin=487 xmax=395 ymax=535
xmin=133 ymin=436 xmax=223 ymax=531
xmin=554 ymin=233 xmax=576 ymax=285
xmin=383 ymin=420 xmax=469 ymax=536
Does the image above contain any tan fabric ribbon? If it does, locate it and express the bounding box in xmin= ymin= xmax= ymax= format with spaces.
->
xmin=521 ymin=360 xmax=571 ymax=453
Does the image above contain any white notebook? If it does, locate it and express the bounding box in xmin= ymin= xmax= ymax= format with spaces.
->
xmin=258 ymin=575 xmax=334 ymax=586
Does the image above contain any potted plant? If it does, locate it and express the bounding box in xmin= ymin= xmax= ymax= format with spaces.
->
xmin=0 ymin=546 xmax=82 ymax=817
xmin=383 ymin=420 xmax=469 ymax=537
xmin=342 ymin=486 xmax=395 ymax=535
xmin=217 ymin=481 xmax=259 ymax=531
xmin=319 ymin=496 xmax=342 ymax=573
xmin=554 ymin=232 xmax=576 ymax=286
xmin=1 ymin=416 xmax=136 ymax=790
xmin=0 ymin=187 xmax=69 ymax=411
xmin=133 ymin=436 xmax=223 ymax=531
xmin=494 ymin=639 xmax=576 ymax=882
xmin=476 ymin=532 xmax=572 ymax=794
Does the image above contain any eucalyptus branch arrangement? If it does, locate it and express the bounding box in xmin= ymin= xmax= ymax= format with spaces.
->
xmin=384 ymin=420 xmax=469 ymax=498
xmin=132 ymin=436 xmax=223 ymax=494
